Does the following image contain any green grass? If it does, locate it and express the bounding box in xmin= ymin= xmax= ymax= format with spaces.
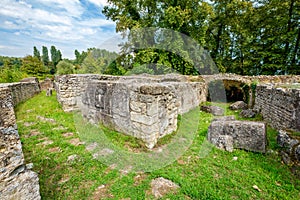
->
xmin=16 ymin=92 xmax=300 ymax=199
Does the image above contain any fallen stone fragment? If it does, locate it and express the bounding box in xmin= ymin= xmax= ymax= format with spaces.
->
xmin=36 ymin=115 xmax=56 ymax=124
xmin=239 ymin=109 xmax=256 ymax=118
xmin=69 ymin=138 xmax=85 ymax=146
xmin=67 ymin=154 xmax=79 ymax=162
xmin=150 ymin=177 xmax=180 ymax=199
xmin=62 ymin=132 xmax=74 ymax=138
xmin=200 ymin=105 xmax=224 ymax=116
xmin=85 ymin=142 xmax=98 ymax=152
xmin=23 ymin=122 xmax=36 ymax=127
xmin=229 ymin=101 xmax=248 ymax=110
xmin=208 ymin=120 xmax=266 ymax=153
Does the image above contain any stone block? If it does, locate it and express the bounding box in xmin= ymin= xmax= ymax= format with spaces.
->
xmin=200 ymin=105 xmax=224 ymax=116
xmin=229 ymin=101 xmax=248 ymax=110
xmin=208 ymin=120 xmax=267 ymax=153
xmin=239 ymin=109 xmax=256 ymax=118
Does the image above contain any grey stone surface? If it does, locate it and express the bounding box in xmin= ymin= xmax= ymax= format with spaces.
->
xmin=295 ymin=145 xmax=300 ymax=162
xmin=229 ymin=101 xmax=248 ymax=110
xmin=277 ymin=130 xmax=291 ymax=148
xmin=254 ymin=84 xmax=300 ymax=131
xmin=56 ymin=74 xmax=207 ymax=148
xmin=150 ymin=177 xmax=180 ymax=199
xmin=208 ymin=120 xmax=267 ymax=153
xmin=200 ymin=105 xmax=224 ymax=116
xmin=276 ymin=130 xmax=300 ymax=164
xmin=213 ymin=135 xmax=234 ymax=152
xmin=239 ymin=109 xmax=256 ymax=118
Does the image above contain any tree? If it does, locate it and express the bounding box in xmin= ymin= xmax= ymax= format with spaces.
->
xmin=21 ymin=55 xmax=47 ymax=77
xmin=50 ymin=46 xmax=62 ymax=74
xmin=56 ymin=60 xmax=74 ymax=75
xmin=42 ymin=46 xmax=49 ymax=66
xmin=33 ymin=46 xmax=41 ymax=60
xmin=103 ymin=0 xmax=214 ymax=75
xmin=104 ymin=0 xmax=300 ymax=75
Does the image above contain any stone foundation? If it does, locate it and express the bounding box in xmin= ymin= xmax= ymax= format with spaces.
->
xmin=56 ymin=74 xmax=207 ymax=148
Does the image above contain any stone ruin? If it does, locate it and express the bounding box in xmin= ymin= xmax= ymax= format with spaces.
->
xmin=55 ymin=74 xmax=207 ymax=148
xmin=55 ymin=73 xmax=300 ymax=150
xmin=1 ymin=73 xmax=300 ymax=199
xmin=0 ymin=78 xmax=41 ymax=200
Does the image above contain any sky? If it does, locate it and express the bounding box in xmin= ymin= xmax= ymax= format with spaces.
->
xmin=0 ymin=0 xmax=121 ymax=59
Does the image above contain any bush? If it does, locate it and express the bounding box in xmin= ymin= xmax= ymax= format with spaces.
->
xmin=56 ymin=60 xmax=74 ymax=75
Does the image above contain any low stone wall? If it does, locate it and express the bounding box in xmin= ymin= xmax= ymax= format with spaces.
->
xmin=254 ymin=84 xmax=300 ymax=131
xmin=56 ymin=74 xmax=207 ymax=148
xmin=0 ymin=79 xmax=41 ymax=199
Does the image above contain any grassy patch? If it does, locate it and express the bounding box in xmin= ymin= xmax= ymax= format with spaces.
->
xmin=16 ymin=92 xmax=300 ymax=199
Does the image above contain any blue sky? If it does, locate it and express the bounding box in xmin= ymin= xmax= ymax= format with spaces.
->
xmin=0 ymin=0 xmax=120 ymax=59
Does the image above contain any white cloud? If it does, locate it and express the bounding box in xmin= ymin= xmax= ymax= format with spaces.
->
xmin=0 ymin=0 xmax=117 ymax=58
xmin=36 ymin=0 xmax=84 ymax=17
xmin=87 ymin=0 xmax=109 ymax=7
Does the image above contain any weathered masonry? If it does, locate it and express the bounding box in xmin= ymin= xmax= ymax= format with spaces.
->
xmin=254 ymin=84 xmax=300 ymax=131
xmin=0 ymin=78 xmax=41 ymax=200
xmin=55 ymin=74 xmax=300 ymax=148
xmin=55 ymin=74 xmax=207 ymax=148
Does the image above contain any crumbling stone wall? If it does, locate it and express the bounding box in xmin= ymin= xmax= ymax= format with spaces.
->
xmin=0 ymin=79 xmax=41 ymax=199
xmin=56 ymin=74 xmax=207 ymax=148
xmin=254 ymin=84 xmax=300 ymax=131
xmin=55 ymin=73 xmax=300 ymax=147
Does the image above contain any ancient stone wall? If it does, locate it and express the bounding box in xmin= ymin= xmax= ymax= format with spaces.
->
xmin=0 ymin=79 xmax=41 ymax=199
xmin=55 ymin=74 xmax=207 ymax=148
xmin=254 ymin=84 xmax=300 ymax=131
xmin=39 ymin=78 xmax=54 ymax=90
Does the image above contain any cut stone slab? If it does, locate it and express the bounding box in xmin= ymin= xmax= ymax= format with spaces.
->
xmin=239 ymin=109 xmax=256 ymax=118
xmin=229 ymin=101 xmax=248 ymax=110
xmin=150 ymin=177 xmax=180 ymax=199
xmin=208 ymin=120 xmax=267 ymax=153
xmin=200 ymin=105 xmax=224 ymax=116
xmin=213 ymin=135 xmax=234 ymax=152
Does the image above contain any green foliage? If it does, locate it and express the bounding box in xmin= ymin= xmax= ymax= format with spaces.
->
xmin=0 ymin=67 xmax=26 ymax=83
xmin=50 ymin=46 xmax=62 ymax=74
xmin=42 ymin=46 xmax=50 ymax=66
xmin=33 ymin=46 xmax=41 ymax=60
xmin=56 ymin=60 xmax=74 ymax=75
xmin=21 ymin=55 xmax=48 ymax=77
xmin=79 ymin=48 xmax=119 ymax=74
xmin=104 ymin=0 xmax=300 ymax=75
xmin=74 ymin=49 xmax=88 ymax=65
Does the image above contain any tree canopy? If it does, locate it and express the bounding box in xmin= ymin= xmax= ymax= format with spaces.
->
xmin=103 ymin=0 xmax=300 ymax=75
